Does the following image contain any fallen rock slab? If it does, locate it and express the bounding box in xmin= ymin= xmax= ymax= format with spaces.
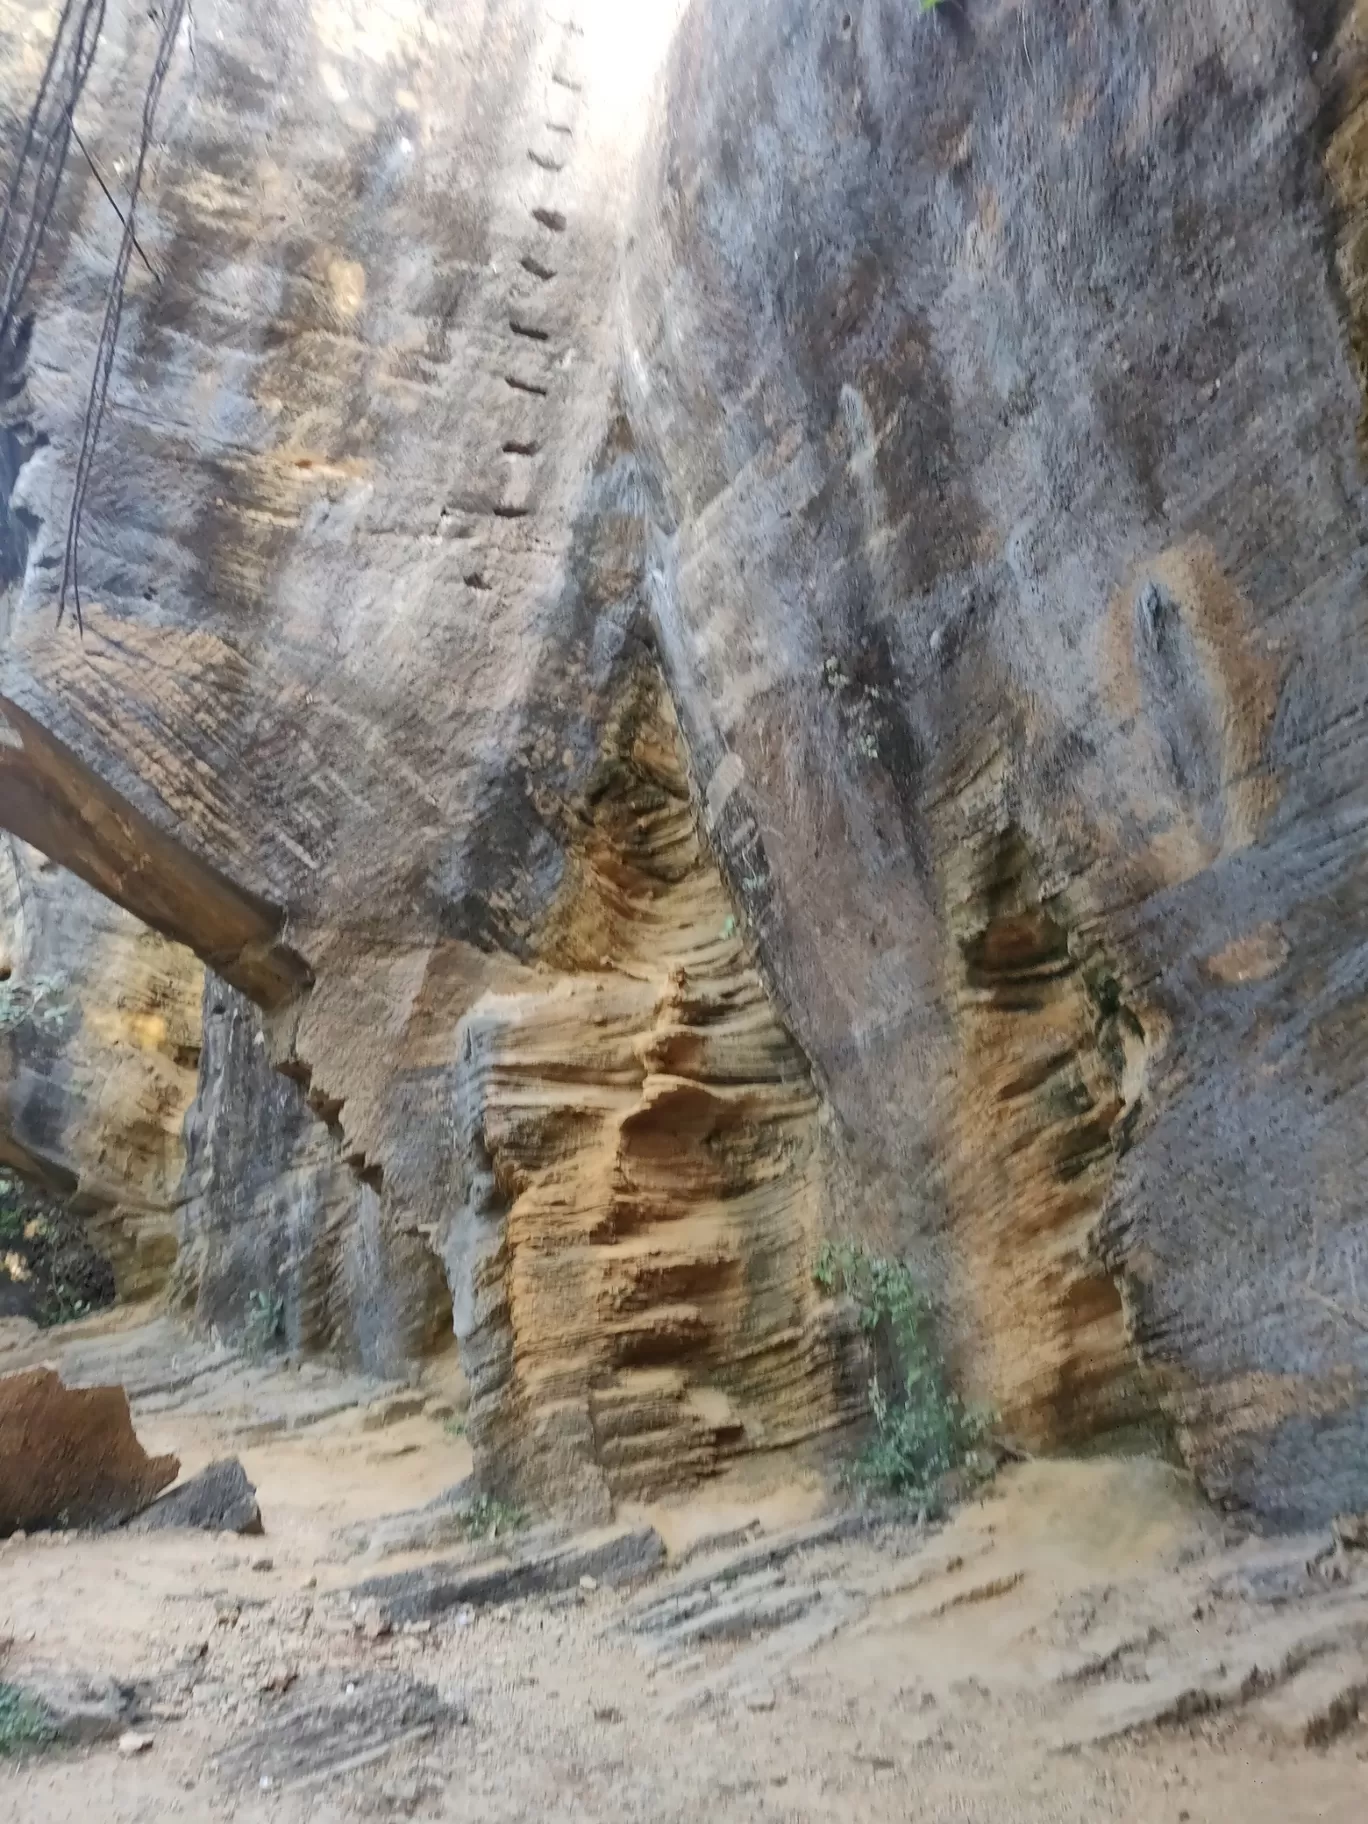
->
xmin=623 ymin=1509 xmax=897 ymax=1627
xmin=215 ymin=1672 xmax=457 ymax=1792
xmin=360 ymin=1394 xmax=427 ymax=1433
xmin=351 ymin=1524 xmax=665 ymax=1625
xmin=127 ymin=1458 xmax=262 ymax=1535
xmin=0 ymin=1367 xmax=178 ymax=1534
xmin=645 ymin=1583 xmax=816 ymax=1655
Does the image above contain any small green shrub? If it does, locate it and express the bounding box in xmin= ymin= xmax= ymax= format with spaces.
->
xmin=43 ymin=1286 xmax=92 ymax=1326
xmin=814 ymin=1241 xmax=993 ymax=1509
xmin=0 ymin=1683 xmax=56 ymax=1757
xmin=459 ymin=1495 xmax=526 ymax=1541
xmin=242 ymin=1288 xmax=285 ymax=1358
xmin=0 ymin=1170 xmax=113 ymax=1327
xmin=0 ymin=1182 xmax=24 ymax=1246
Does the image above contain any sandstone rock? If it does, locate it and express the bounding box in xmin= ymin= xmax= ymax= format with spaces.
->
xmin=1 ymin=0 xmax=1368 ymax=1527
xmin=1052 ymin=1597 xmax=1368 ymax=1749
xmin=0 ymin=837 xmax=201 ymax=1306
xmin=352 ymin=1524 xmax=666 ymax=1626
xmin=623 ymin=1511 xmax=887 ymax=1627
xmin=644 ymin=1583 xmax=815 ymax=1653
xmin=440 ymin=663 xmax=864 ymax=1513
xmin=625 ymin=0 xmax=1368 ymax=1517
xmin=127 ymin=1458 xmax=262 ymax=1536
xmin=174 ymin=979 xmax=451 ymax=1376
xmin=0 ymin=1366 xmax=177 ymax=1533
xmin=360 ymin=1395 xmax=428 ymax=1433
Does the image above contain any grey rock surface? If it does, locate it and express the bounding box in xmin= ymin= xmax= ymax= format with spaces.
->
xmin=352 ymin=1523 xmax=666 ymax=1624
xmin=127 ymin=1456 xmax=263 ymax=1536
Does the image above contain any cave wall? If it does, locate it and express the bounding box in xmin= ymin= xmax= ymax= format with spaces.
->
xmin=0 ymin=0 xmax=1366 ymax=1524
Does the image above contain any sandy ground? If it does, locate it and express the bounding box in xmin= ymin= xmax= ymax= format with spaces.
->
xmin=2 ymin=1315 xmax=1366 ymax=1823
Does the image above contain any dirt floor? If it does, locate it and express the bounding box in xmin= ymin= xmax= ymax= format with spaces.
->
xmin=2 ymin=1310 xmax=1366 ymax=1822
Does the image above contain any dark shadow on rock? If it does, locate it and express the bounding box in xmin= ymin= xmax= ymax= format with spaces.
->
xmin=126 ymin=1457 xmax=262 ymax=1536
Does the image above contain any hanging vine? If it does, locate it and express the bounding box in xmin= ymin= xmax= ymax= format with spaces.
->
xmin=0 ymin=0 xmax=188 ymax=634
xmin=0 ymin=0 xmax=108 ymax=353
xmin=57 ymin=0 xmax=186 ymax=632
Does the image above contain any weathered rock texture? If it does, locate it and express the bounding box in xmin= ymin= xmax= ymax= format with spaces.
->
xmin=0 ymin=831 xmax=447 ymax=1362
xmin=127 ymin=1455 xmax=262 ymax=1534
xmin=177 ymin=974 xmax=451 ymax=1373
xmin=0 ymin=0 xmax=1367 ymax=1525
xmin=623 ymin=0 xmax=1368 ymax=1519
xmin=1 ymin=834 xmax=201 ymax=1300
xmin=445 ymin=659 xmax=860 ymax=1514
xmin=0 ymin=1364 xmax=178 ymax=1532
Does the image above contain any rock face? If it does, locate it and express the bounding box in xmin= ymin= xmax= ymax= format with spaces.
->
xmin=1 ymin=835 xmax=202 ymax=1302
xmin=445 ymin=657 xmax=861 ymax=1514
xmin=622 ymin=0 xmax=1368 ymax=1517
xmin=0 ymin=0 xmax=1367 ymax=1525
xmin=0 ymin=1365 xmax=178 ymax=1532
xmin=176 ymin=974 xmax=451 ymax=1373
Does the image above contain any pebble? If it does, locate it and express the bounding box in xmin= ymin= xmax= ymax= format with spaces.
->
xmin=118 ymin=1731 xmax=154 ymax=1757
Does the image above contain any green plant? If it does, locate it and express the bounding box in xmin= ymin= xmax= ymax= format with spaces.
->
xmin=444 ymin=1416 xmax=467 ymax=1439
xmin=459 ymin=1494 xmax=526 ymax=1541
xmin=814 ymin=1241 xmax=993 ymax=1509
xmin=242 ymin=1288 xmax=285 ymax=1358
xmin=44 ymin=1287 xmax=91 ymax=1326
xmin=0 ymin=1171 xmax=112 ymax=1327
xmin=0 ymin=1180 xmax=24 ymax=1246
xmin=0 ymin=1683 xmax=56 ymax=1757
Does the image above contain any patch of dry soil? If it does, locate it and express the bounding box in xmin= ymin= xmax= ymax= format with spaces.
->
xmin=2 ymin=1314 xmax=1366 ymax=1822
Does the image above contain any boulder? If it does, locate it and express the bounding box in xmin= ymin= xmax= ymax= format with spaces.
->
xmin=127 ymin=1457 xmax=262 ymax=1536
xmin=0 ymin=1367 xmax=177 ymax=1534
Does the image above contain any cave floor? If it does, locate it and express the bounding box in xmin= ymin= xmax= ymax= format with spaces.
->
xmin=2 ymin=1312 xmax=1366 ymax=1822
